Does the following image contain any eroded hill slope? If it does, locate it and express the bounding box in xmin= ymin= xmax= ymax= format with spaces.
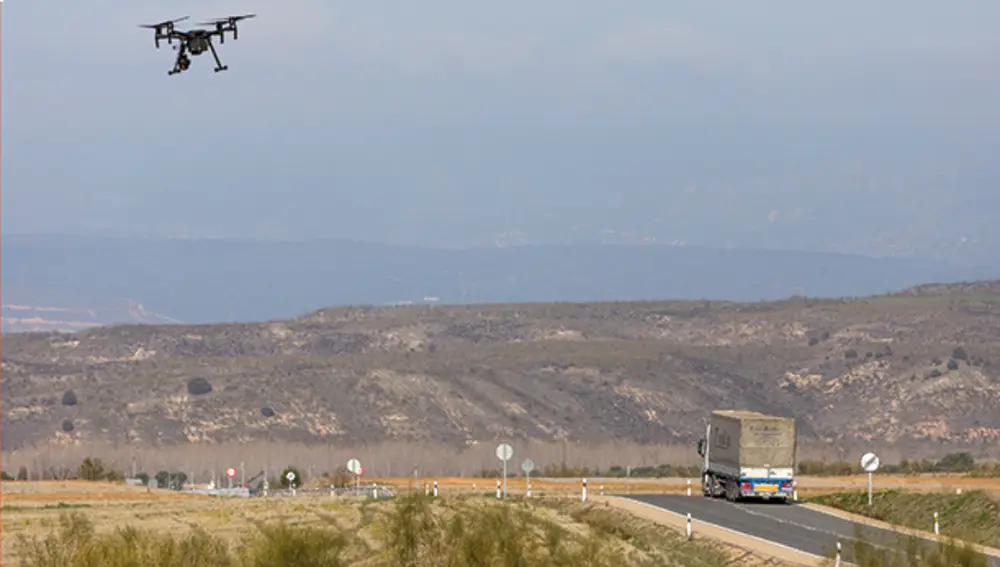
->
xmin=3 ymin=286 xmax=999 ymax=454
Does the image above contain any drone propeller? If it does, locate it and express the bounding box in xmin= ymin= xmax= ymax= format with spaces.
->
xmin=138 ymin=16 xmax=189 ymax=29
xmin=197 ymin=14 xmax=255 ymax=42
xmin=139 ymin=16 xmax=188 ymax=48
xmin=196 ymin=14 xmax=256 ymax=26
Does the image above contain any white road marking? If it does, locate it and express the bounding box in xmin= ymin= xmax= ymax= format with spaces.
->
xmin=619 ymin=498 xmax=829 ymax=564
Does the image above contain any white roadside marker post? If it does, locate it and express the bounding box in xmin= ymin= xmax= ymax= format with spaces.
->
xmin=686 ymin=513 xmax=692 ymax=539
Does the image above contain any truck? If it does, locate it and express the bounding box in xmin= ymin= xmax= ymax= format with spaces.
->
xmin=696 ymin=409 xmax=796 ymax=502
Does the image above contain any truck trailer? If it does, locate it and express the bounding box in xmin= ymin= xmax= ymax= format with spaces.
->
xmin=697 ymin=410 xmax=796 ymax=502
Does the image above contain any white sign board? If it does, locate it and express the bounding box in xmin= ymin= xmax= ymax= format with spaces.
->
xmin=861 ymin=452 xmax=880 ymax=473
xmin=495 ymin=443 xmax=513 ymax=462
xmin=347 ymin=459 xmax=362 ymax=475
xmin=521 ymin=458 xmax=535 ymax=474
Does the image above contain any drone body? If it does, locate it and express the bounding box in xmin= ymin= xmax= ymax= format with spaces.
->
xmin=140 ymin=15 xmax=256 ymax=76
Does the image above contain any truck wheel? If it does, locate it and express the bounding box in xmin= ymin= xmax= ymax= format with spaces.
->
xmin=701 ymin=474 xmax=712 ymax=497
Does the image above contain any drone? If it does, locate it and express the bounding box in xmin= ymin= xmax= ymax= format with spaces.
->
xmin=139 ymin=14 xmax=256 ymax=76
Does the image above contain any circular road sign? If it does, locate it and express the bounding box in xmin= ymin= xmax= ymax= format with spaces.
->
xmin=355 ymin=466 xmax=364 ymax=477
xmin=226 ymin=467 xmax=236 ymax=479
xmin=861 ymin=452 xmax=880 ymax=473
xmin=286 ymin=471 xmax=296 ymax=481
xmin=496 ymin=443 xmax=513 ymax=462
xmin=521 ymin=458 xmax=535 ymax=474
xmin=347 ymin=459 xmax=361 ymax=475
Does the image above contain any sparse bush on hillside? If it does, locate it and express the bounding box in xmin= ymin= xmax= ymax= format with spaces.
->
xmin=259 ymin=406 xmax=275 ymax=417
xmin=953 ymin=346 xmax=969 ymax=361
xmin=187 ymin=377 xmax=213 ymax=396
xmin=61 ymin=390 xmax=77 ymax=406
xmin=845 ymin=348 xmax=859 ymax=359
xmin=948 ymin=358 xmax=960 ymax=370
xmin=61 ymin=419 xmax=74 ymax=433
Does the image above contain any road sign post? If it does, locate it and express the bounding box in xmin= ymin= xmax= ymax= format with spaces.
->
xmin=347 ymin=459 xmax=362 ymax=494
xmin=496 ymin=443 xmax=513 ymax=499
xmin=226 ymin=466 xmax=236 ymax=490
xmin=521 ymin=459 xmax=534 ymax=498
xmin=861 ymin=452 xmax=880 ymax=508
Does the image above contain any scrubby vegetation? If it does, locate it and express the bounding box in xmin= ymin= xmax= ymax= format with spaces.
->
xmin=11 ymin=494 xmax=755 ymax=567
xmin=821 ymin=525 xmax=990 ymax=567
xmin=809 ymin=489 xmax=1000 ymax=549
xmin=798 ymin=453 xmax=1000 ymax=477
xmin=5 ymin=290 xmax=1000 ymax=456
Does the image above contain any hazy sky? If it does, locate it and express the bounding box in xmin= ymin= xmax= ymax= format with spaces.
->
xmin=4 ymin=1 xmax=1000 ymax=257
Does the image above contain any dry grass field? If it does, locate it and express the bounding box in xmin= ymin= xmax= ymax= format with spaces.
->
xmin=1 ymin=480 xmax=802 ymax=567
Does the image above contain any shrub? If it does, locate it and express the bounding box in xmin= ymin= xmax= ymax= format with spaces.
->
xmin=953 ymin=347 xmax=969 ymax=361
xmin=936 ymin=452 xmax=975 ymax=473
xmin=845 ymin=349 xmax=858 ymax=359
xmin=154 ymin=470 xmax=170 ymax=488
xmin=61 ymin=419 xmax=74 ymax=433
xmin=187 ymin=377 xmax=213 ymax=396
xmin=61 ymin=390 xmax=77 ymax=406
xmin=260 ymin=406 xmax=275 ymax=417
xmin=329 ymin=466 xmax=353 ymax=488
xmin=948 ymin=358 xmax=960 ymax=371
xmin=77 ymin=458 xmax=108 ymax=481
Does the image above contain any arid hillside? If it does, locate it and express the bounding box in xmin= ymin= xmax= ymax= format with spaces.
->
xmin=3 ymin=280 xmax=1000 ymax=457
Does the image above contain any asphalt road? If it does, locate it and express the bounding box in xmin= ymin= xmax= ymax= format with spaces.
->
xmin=624 ymin=494 xmax=1000 ymax=566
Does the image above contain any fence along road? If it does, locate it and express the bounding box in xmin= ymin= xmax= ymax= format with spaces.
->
xmin=623 ymin=494 xmax=1000 ymax=567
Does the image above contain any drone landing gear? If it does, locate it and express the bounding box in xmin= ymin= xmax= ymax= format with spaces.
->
xmin=207 ymin=40 xmax=228 ymax=73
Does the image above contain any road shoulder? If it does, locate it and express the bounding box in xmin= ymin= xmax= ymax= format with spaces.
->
xmin=595 ymin=495 xmax=830 ymax=567
xmin=799 ymin=502 xmax=1000 ymax=559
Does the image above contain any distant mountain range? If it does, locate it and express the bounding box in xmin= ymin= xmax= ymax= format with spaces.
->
xmin=3 ymin=233 xmax=999 ymax=332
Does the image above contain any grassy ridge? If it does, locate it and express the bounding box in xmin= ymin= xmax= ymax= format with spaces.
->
xmin=808 ymin=490 xmax=1000 ymax=549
